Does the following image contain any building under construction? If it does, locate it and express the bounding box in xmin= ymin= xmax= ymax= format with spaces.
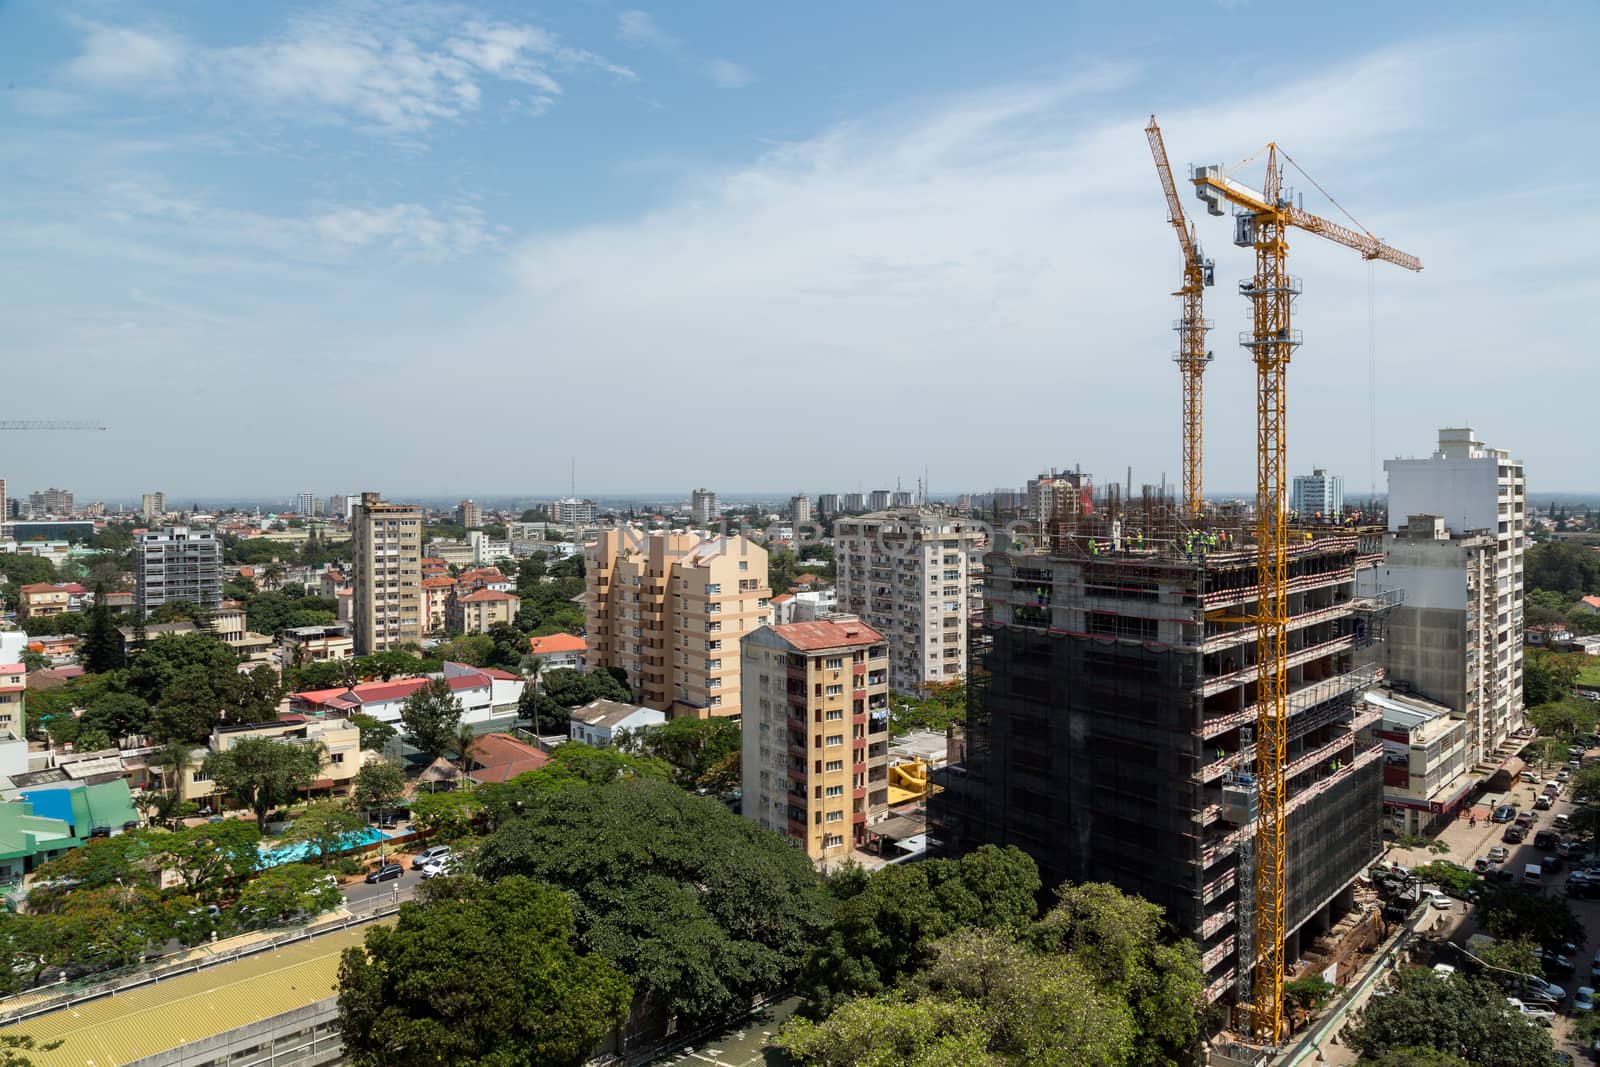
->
xmin=929 ymin=486 xmax=1396 ymax=1005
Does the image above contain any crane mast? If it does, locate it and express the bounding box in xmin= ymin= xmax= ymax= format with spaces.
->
xmin=1145 ymin=116 xmax=1213 ymax=519
xmin=1190 ymin=146 xmax=1419 ymax=1043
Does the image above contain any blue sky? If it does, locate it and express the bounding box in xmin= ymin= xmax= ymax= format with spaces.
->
xmin=2 ymin=1 xmax=1596 ymax=500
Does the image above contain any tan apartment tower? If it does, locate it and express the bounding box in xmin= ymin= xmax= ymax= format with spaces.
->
xmin=741 ymin=618 xmax=891 ymax=865
xmin=585 ymin=529 xmax=770 ymax=717
xmin=352 ymin=491 xmax=423 ymax=654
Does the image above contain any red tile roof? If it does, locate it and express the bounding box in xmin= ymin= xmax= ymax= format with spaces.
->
xmin=528 ymin=633 xmax=586 ymax=655
xmin=458 ymin=589 xmax=518 ymax=603
xmin=293 ymin=671 xmax=495 ymax=709
xmin=770 ymin=619 xmax=884 ymax=651
xmin=422 ymin=576 xmax=457 ymax=589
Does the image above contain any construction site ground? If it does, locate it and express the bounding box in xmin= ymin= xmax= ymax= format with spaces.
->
xmin=1285 ymin=765 xmax=1599 ymax=1064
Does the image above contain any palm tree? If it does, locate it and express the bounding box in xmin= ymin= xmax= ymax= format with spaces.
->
xmin=152 ymin=739 xmax=194 ymax=800
xmin=455 ymin=724 xmax=478 ymax=776
xmin=263 ymin=561 xmax=285 ymax=590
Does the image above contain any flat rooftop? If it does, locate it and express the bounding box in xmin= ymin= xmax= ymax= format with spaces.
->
xmin=1 ymin=922 xmax=381 ymax=1065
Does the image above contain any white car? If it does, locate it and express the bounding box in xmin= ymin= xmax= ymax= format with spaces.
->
xmin=1424 ymin=890 xmax=1452 ymax=910
xmin=1506 ymin=998 xmax=1556 ymax=1025
xmin=419 ymin=856 xmax=459 ymax=880
xmin=1432 ymin=963 xmax=1458 ymax=979
xmin=1575 ymin=986 xmax=1596 ymax=1012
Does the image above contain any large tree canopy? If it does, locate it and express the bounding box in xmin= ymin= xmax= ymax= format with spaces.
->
xmin=338 ymin=876 xmax=631 ymax=1067
xmin=474 ymin=774 xmax=828 ymax=1026
xmin=1343 ymin=968 xmax=1553 ymax=1066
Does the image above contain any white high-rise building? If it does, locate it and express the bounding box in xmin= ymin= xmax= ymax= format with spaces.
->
xmin=790 ymin=495 xmax=812 ymax=525
xmin=1378 ymin=428 xmax=1525 ymax=761
xmin=297 ymin=492 xmax=317 ymax=517
xmin=135 ymin=527 xmax=222 ymax=617
xmin=1291 ymin=468 xmax=1344 ymax=520
xmin=835 ymin=510 xmax=986 ymax=691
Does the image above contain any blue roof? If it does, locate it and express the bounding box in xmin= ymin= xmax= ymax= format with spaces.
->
xmin=19 ymin=789 xmax=75 ymax=830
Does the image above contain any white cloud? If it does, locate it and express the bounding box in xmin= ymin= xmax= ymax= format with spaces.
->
xmin=430 ymin=36 xmax=1583 ymax=492
xmin=100 ymin=180 xmax=498 ymax=262
xmin=617 ymin=9 xmax=753 ymax=90
xmin=59 ymin=3 xmax=632 ymax=136
xmin=704 ymin=59 xmax=754 ymax=90
xmin=64 ymin=21 xmax=188 ymax=86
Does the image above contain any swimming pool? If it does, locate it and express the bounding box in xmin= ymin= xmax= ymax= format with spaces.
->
xmin=258 ymin=827 xmax=394 ymax=868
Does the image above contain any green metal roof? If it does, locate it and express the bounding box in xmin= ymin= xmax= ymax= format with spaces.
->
xmin=0 ymin=801 xmax=77 ymax=863
xmin=1 ymin=922 xmax=384 ymax=1066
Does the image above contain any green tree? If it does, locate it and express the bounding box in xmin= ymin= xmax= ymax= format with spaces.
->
xmin=399 ymin=678 xmax=464 ymax=762
xmin=768 ymin=548 xmax=798 ymax=594
xmin=203 ymin=737 xmax=325 ymax=831
xmin=618 ymin=716 xmax=742 ymax=790
xmin=347 ymin=712 xmax=397 ymax=752
xmin=485 ymin=622 xmax=527 ymax=672
xmin=796 ymin=845 xmax=1041 ymax=1017
xmin=474 ymin=774 xmax=828 ymax=1026
xmin=1028 ymin=882 xmax=1203 ymax=1066
xmin=408 ymin=790 xmax=484 ymax=840
xmin=29 ymin=833 xmax=157 ymax=904
xmin=1412 ymin=861 xmax=1477 ymax=898
xmin=1524 ymin=650 xmax=1582 ymax=707
xmin=1343 ymin=968 xmax=1553 ymax=1066
xmin=236 ymin=863 xmax=341 ymax=925
xmin=80 ymin=692 xmax=153 ymax=743
xmin=1526 ymin=541 xmax=1600 ymax=598
xmin=352 ymin=759 xmax=406 ymax=820
xmin=1474 ymin=884 xmax=1584 ymax=953
xmin=1475 ymin=937 xmax=1542 ymax=979
xmin=337 ymin=876 xmax=632 ymax=1067
xmin=535 ymin=668 xmax=631 ymax=730
xmin=73 ymin=725 xmax=112 ymax=753
xmin=775 ymin=994 xmax=993 ymax=1067
xmin=152 ymin=820 xmax=263 ymax=902
xmin=282 ymin=801 xmax=369 ymax=868
xmin=1367 ymin=1051 xmax=1473 ymax=1067
xmin=81 ymin=582 xmax=123 ymax=673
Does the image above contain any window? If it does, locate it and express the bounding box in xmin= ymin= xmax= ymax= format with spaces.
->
xmin=709 ymin=695 xmax=722 ymax=707
xmin=824 ymin=833 xmax=844 ymax=848
xmin=331 ymin=753 xmax=345 ymax=764
xmin=739 ymin=561 xmax=749 ymax=571
xmin=826 ymin=759 xmax=844 ymax=772
xmin=825 ymin=785 xmax=844 ymax=798
xmin=824 ymin=657 xmax=843 ymax=670
xmin=826 ymin=709 xmax=843 ymax=721
xmin=825 ymin=684 xmax=843 ymax=696
xmin=826 ymin=811 xmax=844 ymax=823
xmin=825 ymin=734 xmax=844 ymax=747
xmin=708 ymin=639 xmax=722 ymax=651
xmin=706 ymin=583 xmax=722 ymax=595
xmin=705 ymin=658 xmax=722 ymax=671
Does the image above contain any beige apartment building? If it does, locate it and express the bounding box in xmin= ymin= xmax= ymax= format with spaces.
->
xmin=448 ymin=589 xmax=521 ymax=635
xmin=352 ymin=492 xmax=423 ymax=655
xmin=834 ymin=510 xmax=986 ymax=692
xmin=741 ymin=618 xmax=892 ymax=865
xmin=179 ymin=717 xmax=363 ymax=803
xmin=585 ymin=529 xmax=770 ymax=717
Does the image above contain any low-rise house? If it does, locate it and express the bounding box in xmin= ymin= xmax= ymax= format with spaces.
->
xmin=462 ymin=732 xmax=550 ymax=784
xmin=27 ymin=634 xmax=78 ymax=665
xmin=281 ymin=623 xmax=354 ymax=664
xmin=1578 ymin=596 xmax=1600 ymax=615
xmin=569 ymin=699 xmax=665 ymax=748
xmin=1368 ymin=687 xmax=1472 ymax=836
xmin=183 ymin=717 xmax=363 ymax=804
xmin=447 ymin=589 xmax=520 ymax=635
xmin=457 ymin=567 xmax=513 ymax=593
xmin=291 ymin=664 xmax=524 ymax=728
xmin=0 ymin=798 xmax=81 ymax=882
xmin=17 ymin=583 xmax=84 ymax=620
xmin=527 ymin=633 xmax=586 ymax=672
xmin=16 ymin=778 xmax=140 ymax=840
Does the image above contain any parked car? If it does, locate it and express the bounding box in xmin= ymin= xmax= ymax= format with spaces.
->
xmin=364 ymin=862 xmax=404 ymax=884
xmin=1536 ymin=830 xmax=1559 ymax=849
xmin=1558 ymin=839 xmax=1584 ymax=858
xmin=1489 ymin=846 xmax=1510 ymax=863
xmin=1535 ymin=949 xmax=1575 ymax=977
xmin=1493 ymin=805 xmax=1517 ymax=823
xmin=1526 ymin=770 xmax=1543 ymax=783
xmin=1544 ymin=782 xmax=1562 ymax=797
xmin=1521 ymin=975 xmax=1566 ymax=1002
xmin=1516 ymin=811 xmax=1537 ymax=829
xmin=1475 ymin=857 xmax=1495 ymax=873
xmin=1503 ymin=825 xmax=1527 ymax=844
xmin=413 ymin=845 xmax=453 ymax=870
xmin=419 ymin=856 xmax=459 ymax=880
xmin=1424 ymin=889 xmax=1453 ymax=910
xmin=1559 ymin=769 xmax=1573 ymax=782
xmin=1507 ymin=997 xmax=1556 ymax=1025
xmin=1535 ymin=795 xmax=1553 ymax=810
xmin=1556 ymin=814 xmax=1573 ymax=831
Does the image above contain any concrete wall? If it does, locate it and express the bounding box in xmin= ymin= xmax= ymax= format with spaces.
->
xmin=1385 ymin=606 xmax=1468 ymax=715
xmin=1386 ymin=456 xmax=1499 ymax=534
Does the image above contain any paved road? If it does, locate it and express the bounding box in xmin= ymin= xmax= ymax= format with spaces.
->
xmin=1384 ymin=753 xmax=1600 ymax=1060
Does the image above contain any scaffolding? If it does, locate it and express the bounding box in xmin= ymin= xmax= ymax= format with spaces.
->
xmin=929 ymin=489 xmax=1388 ymax=1012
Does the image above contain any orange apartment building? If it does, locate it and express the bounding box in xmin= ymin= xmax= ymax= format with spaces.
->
xmin=585 ymin=530 xmax=770 ymax=718
xmin=740 ymin=618 xmax=892 ymax=865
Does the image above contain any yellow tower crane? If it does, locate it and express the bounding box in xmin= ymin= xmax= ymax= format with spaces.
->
xmin=1145 ymin=116 xmax=1214 ymax=519
xmin=1191 ymin=146 xmax=1419 ymax=1042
